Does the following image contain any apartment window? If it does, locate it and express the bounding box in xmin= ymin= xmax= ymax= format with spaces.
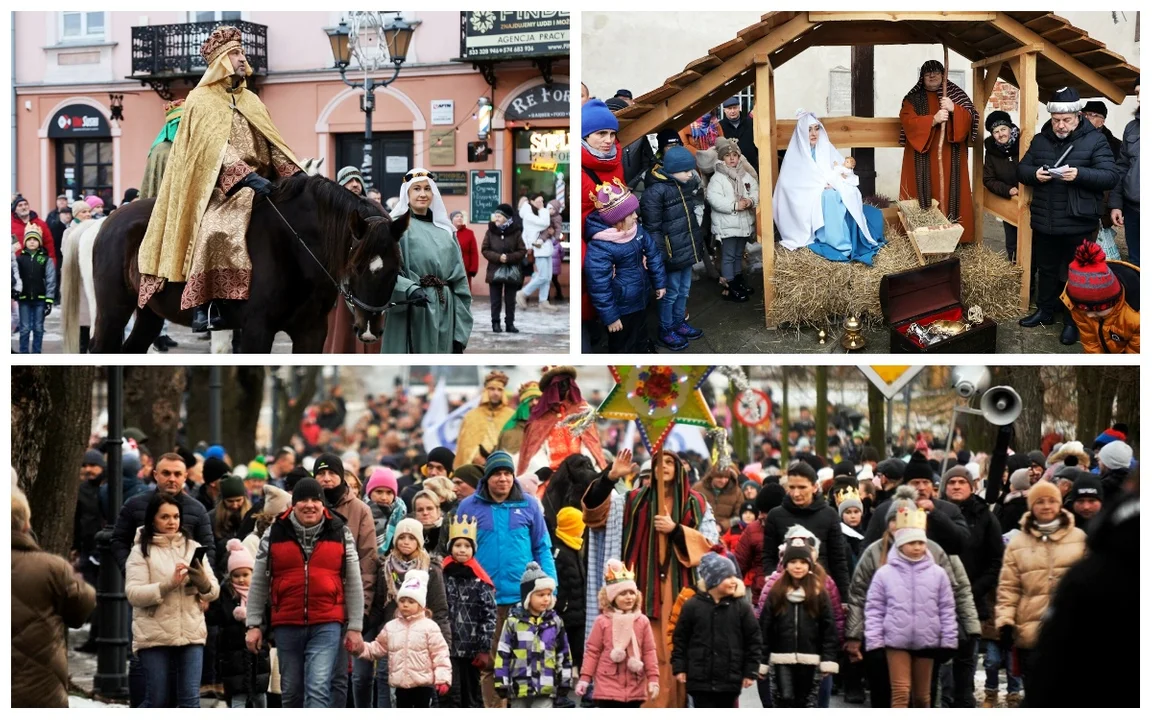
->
xmin=61 ymin=12 xmax=105 ymax=41
xmin=192 ymin=11 xmax=243 ymax=23
xmin=948 ymin=70 xmax=967 ymax=92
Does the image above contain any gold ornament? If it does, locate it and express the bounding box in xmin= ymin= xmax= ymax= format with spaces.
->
xmin=448 ymin=514 xmax=479 ymax=545
xmin=818 ymin=328 xmax=828 ymax=345
xmin=841 ymin=314 xmax=867 ymax=351
xmin=894 ymin=505 xmax=928 ymax=532
xmin=926 ymin=319 xmax=972 ymax=337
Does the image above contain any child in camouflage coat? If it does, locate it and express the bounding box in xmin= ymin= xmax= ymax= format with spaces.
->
xmin=441 ymin=515 xmax=497 ymax=708
xmin=494 ymin=561 xmax=573 ymax=708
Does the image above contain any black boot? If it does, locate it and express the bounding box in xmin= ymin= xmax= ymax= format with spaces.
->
xmin=734 ymin=272 xmax=755 ymax=298
xmin=506 ymin=321 xmax=520 ymax=333
xmin=152 ymin=337 xmax=170 ymax=352
xmin=492 ymin=320 xmax=503 ymax=333
xmin=159 ymin=335 xmax=178 ymax=349
xmin=1060 ymin=321 xmax=1080 ymax=345
xmin=190 ymin=302 xmax=225 ymax=332
xmin=1018 ymin=308 xmax=1054 ymax=327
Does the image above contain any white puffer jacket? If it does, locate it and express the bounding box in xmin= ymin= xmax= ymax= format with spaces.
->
xmin=125 ymin=529 xmax=220 ymax=652
xmin=520 ymin=202 xmax=553 ymax=251
xmin=707 ymin=163 xmax=760 ymax=239
xmin=362 ymin=611 xmax=451 ymax=688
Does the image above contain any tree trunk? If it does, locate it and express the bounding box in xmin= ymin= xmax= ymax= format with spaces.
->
xmin=728 ymin=379 xmax=750 ymax=467
xmin=276 ymin=367 xmax=321 ymax=450
xmin=815 ymin=367 xmax=828 ymax=458
xmin=1075 ymin=367 xmax=1103 ymax=443
xmin=184 ymin=367 xmax=267 ymax=463
xmin=1001 ymin=366 xmax=1044 ymax=454
xmin=123 ymin=367 xmax=186 ymax=455
xmin=779 ymin=372 xmax=791 ymax=467
xmin=11 ymin=366 xmax=97 ymax=556
xmin=231 ymin=367 xmax=266 ymax=463
xmin=867 ymin=384 xmax=887 ymax=459
xmin=1113 ymin=366 xmax=1139 ymax=455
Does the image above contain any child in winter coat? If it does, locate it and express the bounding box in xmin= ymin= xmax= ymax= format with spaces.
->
xmin=759 ymin=537 xmax=839 ymax=707
xmin=207 ymin=539 xmax=270 ymax=708
xmin=576 ymin=559 xmax=660 ymax=708
xmin=864 ymin=506 xmax=958 ymax=708
xmin=706 ymin=137 xmax=760 ymax=302
xmin=552 ymin=507 xmax=588 ymax=675
xmin=641 ymin=144 xmax=707 ymax=351
xmin=495 ymin=561 xmax=573 ymax=708
xmin=14 ymin=226 xmax=56 ymax=354
xmin=365 ymin=467 xmax=406 ymax=555
xmin=1060 ymin=239 xmax=1139 ymax=354
xmin=584 ymin=179 xmax=667 ymax=353
xmin=359 ymin=570 xmax=452 ymax=708
xmin=834 ymin=487 xmax=866 ymax=575
xmin=440 ymin=515 xmax=497 ymax=708
xmin=671 ymin=552 xmax=762 ymax=708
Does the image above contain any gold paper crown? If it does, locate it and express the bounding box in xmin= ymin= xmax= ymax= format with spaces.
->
xmin=604 ymin=559 xmax=635 ymax=585
xmin=484 ymin=370 xmax=509 ymax=388
xmin=834 ymin=485 xmax=861 ymax=506
xmin=449 ymin=514 xmax=479 ymax=545
xmin=200 ymin=25 xmax=243 ymax=65
xmin=163 ymin=98 xmax=185 ymax=118
xmin=894 ymin=505 xmax=928 ymax=532
xmin=517 ymin=381 xmax=541 ymax=401
xmin=589 ymin=177 xmax=633 ymax=214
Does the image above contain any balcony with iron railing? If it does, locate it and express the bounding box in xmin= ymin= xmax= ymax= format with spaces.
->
xmin=128 ymin=20 xmax=267 ymax=100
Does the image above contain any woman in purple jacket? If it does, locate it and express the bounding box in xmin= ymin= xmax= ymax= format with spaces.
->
xmin=863 ymin=506 xmax=956 ymax=708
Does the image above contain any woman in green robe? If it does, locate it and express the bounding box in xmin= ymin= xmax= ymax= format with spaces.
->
xmin=381 ymin=168 xmax=473 ymax=353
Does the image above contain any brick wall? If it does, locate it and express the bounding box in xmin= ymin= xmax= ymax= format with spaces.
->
xmin=987 ymin=81 xmax=1020 ymax=112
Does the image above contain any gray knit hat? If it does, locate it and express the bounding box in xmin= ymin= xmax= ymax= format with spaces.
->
xmin=336 ymin=166 xmax=365 ymax=191
xmin=942 ymin=465 xmax=975 ymax=489
xmin=885 ymin=485 xmax=919 ymax=522
xmin=837 ymin=493 xmax=864 ymax=518
xmin=519 ymin=561 xmax=556 ymax=609
xmin=697 ymin=552 xmax=737 ymax=591
xmin=1009 ymin=468 xmax=1033 ymax=492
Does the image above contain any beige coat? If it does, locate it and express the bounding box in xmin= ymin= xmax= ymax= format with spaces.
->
xmin=995 ymin=510 xmax=1086 ymax=649
xmin=125 ymin=529 xmax=220 ymax=652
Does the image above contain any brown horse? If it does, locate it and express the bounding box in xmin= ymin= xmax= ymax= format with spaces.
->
xmin=83 ymin=173 xmax=402 ymax=353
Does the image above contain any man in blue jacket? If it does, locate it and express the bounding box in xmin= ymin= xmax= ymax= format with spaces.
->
xmin=457 ymin=449 xmax=556 ymax=708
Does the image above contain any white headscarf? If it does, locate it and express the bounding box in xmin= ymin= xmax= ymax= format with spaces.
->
xmin=390 ymin=168 xmax=456 ymax=237
xmin=773 ymin=111 xmax=876 ymax=250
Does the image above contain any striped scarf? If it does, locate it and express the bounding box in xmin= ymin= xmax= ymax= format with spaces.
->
xmin=622 ymin=465 xmax=704 ymax=618
xmin=689 ymin=114 xmax=721 ymax=151
xmin=900 ymin=74 xmax=979 ymax=220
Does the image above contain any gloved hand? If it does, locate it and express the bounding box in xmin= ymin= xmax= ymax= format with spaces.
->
xmin=238 ymin=172 xmax=274 ymax=197
xmin=186 ymin=562 xmax=213 ymax=594
xmin=436 ymin=684 xmax=450 ymax=696
xmin=471 ymin=652 xmax=490 ymax=669
xmin=43 ymin=301 xmax=53 ymax=317
xmin=452 ymin=340 xmax=465 ymax=354
xmin=575 ymin=680 xmax=589 ymax=697
xmin=406 ymin=287 xmax=430 ymax=307
xmin=648 ymin=682 xmax=660 ymax=700
xmin=998 ymin=625 xmax=1015 ymax=653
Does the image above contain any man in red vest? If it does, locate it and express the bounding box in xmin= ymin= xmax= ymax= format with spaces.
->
xmin=244 ymin=477 xmax=364 ymax=707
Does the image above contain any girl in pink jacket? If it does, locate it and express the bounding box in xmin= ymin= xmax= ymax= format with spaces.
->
xmin=359 ymin=570 xmax=452 ymax=707
xmin=575 ymin=559 xmax=660 ymax=707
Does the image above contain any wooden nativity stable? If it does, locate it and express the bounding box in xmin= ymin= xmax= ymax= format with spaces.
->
xmin=615 ymin=11 xmax=1140 ymax=328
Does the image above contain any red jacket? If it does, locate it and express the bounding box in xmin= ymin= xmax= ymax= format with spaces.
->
xmin=580 ymin=142 xmax=624 ymax=321
xmin=456 ymin=226 xmax=479 ymax=277
xmin=11 ymin=213 xmax=55 ymax=260
xmin=732 ymin=518 xmax=766 ymax=603
xmin=267 ymin=509 xmax=347 ymax=627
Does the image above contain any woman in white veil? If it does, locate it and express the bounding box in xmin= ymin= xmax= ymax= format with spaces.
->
xmin=380 ymin=168 xmax=474 ymax=353
xmin=773 ymin=111 xmax=885 ymax=264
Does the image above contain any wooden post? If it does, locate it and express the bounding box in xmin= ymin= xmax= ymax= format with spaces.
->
xmin=1014 ymin=51 xmax=1039 ymax=312
xmin=851 ymin=44 xmax=876 ymax=197
xmin=755 ymin=58 xmax=777 ymax=329
xmin=971 ymin=66 xmax=986 ymax=246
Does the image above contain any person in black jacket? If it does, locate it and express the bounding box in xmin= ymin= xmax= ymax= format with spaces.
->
xmin=942 ymin=466 xmax=1003 ymax=708
xmin=1108 ymin=80 xmax=1139 ymax=267
xmin=671 ymin=552 xmax=761 ymax=708
xmin=761 ymin=461 xmax=851 ymax=598
xmin=481 ymin=204 xmax=527 ymax=333
xmin=71 ymin=448 xmax=107 ymax=653
xmin=719 ymin=97 xmax=759 ymax=171
xmin=983 ymin=111 xmax=1022 ymax=260
xmin=1017 ymin=87 xmax=1121 ymax=344
xmin=551 ymin=507 xmax=587 ymax=676
xmin=862 ymin=452 xmax=971 ymax=556
xmin=207 ymin=539 xmax=270 ymax=707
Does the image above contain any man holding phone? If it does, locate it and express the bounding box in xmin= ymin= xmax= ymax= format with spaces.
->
xmin=1016 ymin=86 xmax=1121 ymax=346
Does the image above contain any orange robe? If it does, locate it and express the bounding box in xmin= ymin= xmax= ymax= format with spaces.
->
xmin=899 ymin=95 xmax=976 ymax=244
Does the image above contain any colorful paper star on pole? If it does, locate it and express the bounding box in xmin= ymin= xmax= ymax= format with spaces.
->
xmin=598 ymin=365 xmax=717 ymax=453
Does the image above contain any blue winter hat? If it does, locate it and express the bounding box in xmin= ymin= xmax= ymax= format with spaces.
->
xmin=483 ymin=450 xmax=515 ymax=479
xmin=205 ymin=445 xmax=226 ymax=461
xmin=662 ymin=146 xmax=695 ymax=174
xmin=697 ymin=551 xmax=738 ymax=591
xmin=582 ymin=99 xmax=619 ymax=139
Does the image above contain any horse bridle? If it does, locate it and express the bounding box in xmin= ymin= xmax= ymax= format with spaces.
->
xmin=264 ymin=196 xmax=416 ymax=316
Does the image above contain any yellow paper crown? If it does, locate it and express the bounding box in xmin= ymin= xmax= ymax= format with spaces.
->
xmin=894 ymin=505 xmax=928 ymax=532
xmin=604 ymin=559 xmax=635 ymax=585
xmin=449 ymin=514 xmax=479 ymax=545
xmin=834 ymin=485 xmax=861 ymax=506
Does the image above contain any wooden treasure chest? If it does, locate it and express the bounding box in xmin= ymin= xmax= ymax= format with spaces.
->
xmin=880 ymin=257 xmax=997 ymax=354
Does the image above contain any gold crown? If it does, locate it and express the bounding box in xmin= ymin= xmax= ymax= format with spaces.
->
xmin=604 ymin=559 xmax=635 ymax=585
xmin=517 ymin=381 xmax=541 ymax=401
xmin=894 ymin=505 xmax=928 ymax=532
xmin=449 ymin=514 xmax=479 ymax=545
xmin=163 ymin=98 xmax=185 ymax=118
xmin=200 ymin=25 xmax=243 ymax=65
xmin=834 ymin=485 xmax=861 ymax=505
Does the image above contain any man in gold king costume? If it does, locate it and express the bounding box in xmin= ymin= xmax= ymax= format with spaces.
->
xmin=454 ymin=370 xmax=516 ymax=469
xmin=137 ymin=26 xmax=302 ymax=332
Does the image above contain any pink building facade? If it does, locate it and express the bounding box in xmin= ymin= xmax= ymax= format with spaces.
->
xmin=13 ymin=11 xmax=570 ymax=294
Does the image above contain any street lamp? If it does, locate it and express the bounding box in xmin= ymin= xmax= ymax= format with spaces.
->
xmin=325 ymin=12 xmax=418 ymax=189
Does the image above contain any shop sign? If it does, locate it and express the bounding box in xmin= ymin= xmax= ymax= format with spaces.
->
xmin=430 ymin=131 xmax=456 ymax=166
xmin=460 ymin=11 xmax=569 ymax=60
xmin=385 ymin=156 xmax=409 ymax=174
xmin=437 ymin=171 xmax=468 ymax=197
xmin=48 ymin=103 xmax=111 ymax=138
xmin=506 ymin=83 xmax=569 ymax=121
xmin=431 ymin=99 xmax=454 ymax=126
xmin=469 ymin=169 xmax=502 ymax=225
xmin=530 ymin=158 xmax=558 ymax=172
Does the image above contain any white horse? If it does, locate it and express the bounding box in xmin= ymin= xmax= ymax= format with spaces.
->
xmin=61 ymin=158 xmax=326 ymax=354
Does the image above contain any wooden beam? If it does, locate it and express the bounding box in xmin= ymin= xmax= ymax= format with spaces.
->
xmin=982 ymin=62 xmax=1005 ymax=103
xmin=990 ymin=12 xmax=1128 ymax=103
xmin=1015 ymin=51 xmax=1038 ymax=312
xmin=617 ymin=13 xmax=816 ymax=145
xmin=775 ymin=117 xmax=903 ymax=150
xmin=971 ymin=67 xmax=988 ymax=246
xmin=807 ymin=11 xmax=995 ymax=22
xmin=972 ymin=43 xmax=1044 ymax=67
xmin=756 ymin=61 xmax=777 ymax=329
xmin=984 ymin=192 xmax=1021 ymax=226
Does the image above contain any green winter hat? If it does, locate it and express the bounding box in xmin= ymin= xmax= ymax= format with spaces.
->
xmin=220 ymin=475 xmax=247 ymax=500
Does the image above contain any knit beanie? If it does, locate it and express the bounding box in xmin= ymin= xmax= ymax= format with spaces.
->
xmin=985 ymin=110 xmax=1013 ymax=133
xmin=1069 ymin=473 xmax=1104 ymax=502
xmin=582 ymin=99 xmax=619 ymax=139
xmin=555 ymin=507 xmax=585 ymax=551
xmin=697 ymin=552 xmax=737 ymax=591
xmin=483 ymin=450 xmax=515 ymax=480
xmin=1065 ymin=241 xmax=1122 ymax=311
xmin=886 ymin=485 xmax=920 ymax=522
xmin=662 ymin=146 xmax=695 ymax=174
xmin=453 ymin=463 xmax=483 ymax=489
xmin=783 ymin=524 xmax=821 ymax=556
xmin=1009 ymin=468 xmax=1033 ymax=493
xmin=313 ymin=452 xmax=345 ymax=480
xmin=904 ymin=452 xmax=934 ymax=483
xmin=942 ymin=465 xmax=975 ymax=489
xmin=1098 ymin=441 xmax=1133 ymax=470
xmin=602 ymin=558 xmax=638 ymax=606
xmin=1005 ymin=453 xmax=1030 ymax=475
xmin=21 ymin=225 xmax=42 ymax=246
xmin=247 ymin=459 xmax=268 ymax=480
xmin=292 ymin=477 xmax=324 ymax=505
xmin=284 ymin=466 xmax=311 ymax=493
xmin=205 ymin=445 xmax=226 ymax=461
xmin=656 ymin=127 xmax=683 ymax=149
xmin=756 ymin=482 xmax=786 ymax=515
xmin=83 ymin=449 xmax=106 ymax=469
xmin=202 ymin=456 xmax=230 ymax=485
xmin=837 ymin=492 xmax=864 ymax=518
xmin=892 ymin=506 xmax=928 ymax=549
xmin=495 ymin=202 xmax=515 ymax=219
xmin=427 ymin=446 xmax=456 ymax=471
xmin=1047 ymin=86 xmax=1084 ymax=114
xmin=365 ymin=467 xmax=398 ymax=497
xmin=262 ymin=484 xmax=292 ymax=517
xmin=781 ymin=536 xmax=814 ymax=566
xmin=520 ymin=561 xmax=556 ymax=609
xmin=336 ymin=166 xmax=365 ymax=190
xmin=11 ymin=194 xmax=26 ymax=213
xmin=517 ymin=473 xmax=540 ymax=498
xmin=592 ymin=178 xmax=640 ymax=225
xmin=397 ymin=569 xmax=430 ymax=608
xmin=1027 ymin=479 xmax=1063 ymax=510
xmin=394 ymin=517 xmax=424 ymax=546
xmin=226 ymin=538 xmax=255 ymax=574
xmin=220 ymin=475 xmax=247 ymax=500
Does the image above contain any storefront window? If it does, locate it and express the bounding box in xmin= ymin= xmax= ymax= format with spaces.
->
xmin=56 ymin=138 xmax=114 ymax=206
xmin=513 ymin=128 xmax=570 ymax=234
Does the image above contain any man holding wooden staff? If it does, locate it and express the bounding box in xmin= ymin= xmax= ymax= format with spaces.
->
xmin=898 ymin=59 xmax=979 ymax=244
